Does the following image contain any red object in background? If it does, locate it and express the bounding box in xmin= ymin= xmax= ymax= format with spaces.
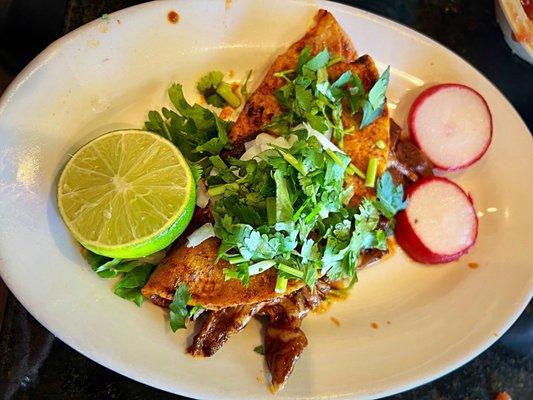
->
xmin=521 ymin=0 xmax=533 ymax=19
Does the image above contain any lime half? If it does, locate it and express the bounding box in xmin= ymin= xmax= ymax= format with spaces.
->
xmin=57 ymin=130 xmax=195 ymax=259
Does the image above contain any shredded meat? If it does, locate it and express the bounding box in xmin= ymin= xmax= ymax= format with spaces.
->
xmin=188 ymin=301 xmax=272 ymax=357
xmin=259 ymin=280 xmax=331 ymax=393
xmin=388 ymin=120 xmax=433 ymax=182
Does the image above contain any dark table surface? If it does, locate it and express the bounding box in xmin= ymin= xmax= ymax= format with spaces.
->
xmin=0 ymin=1 xmax=532 ymax=399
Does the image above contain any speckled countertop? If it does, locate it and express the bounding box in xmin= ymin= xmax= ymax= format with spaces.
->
xmin=0 ymin=1 xmax=532 ymax=399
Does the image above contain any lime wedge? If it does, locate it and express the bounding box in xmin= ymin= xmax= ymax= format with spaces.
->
xmin=57 ymin=130 xmax=195 ymax=258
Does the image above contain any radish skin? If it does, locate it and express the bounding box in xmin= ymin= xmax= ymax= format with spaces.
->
xmin=395 ymin=177 xmax=478 ymax=264
xmin=408 ymin=84 xmax=492 ymax=171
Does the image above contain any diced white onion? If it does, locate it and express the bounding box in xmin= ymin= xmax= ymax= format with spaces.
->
xmin=186 ymin=222 xmax=215 ymax=248
xmin=240 ymin=133 xmax=297 ymax=161
xmin=248 ymin=260 xmax=276 ymax=275
xmin=196 ymin=179 xmax=209 ymax=208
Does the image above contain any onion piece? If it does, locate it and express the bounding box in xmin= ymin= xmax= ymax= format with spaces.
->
xmin=186 ymin=223 xmax=215 ymax=248
xmin=240 ymin=133 xmax=297 ymax=161
xmin=248 ymin=260 xmax=276 ymax=275
xmin=196 ymin=179 xmax=209 ymax=208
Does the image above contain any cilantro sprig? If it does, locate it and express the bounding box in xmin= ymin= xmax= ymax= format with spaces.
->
xmin=267 ymin=46 xmax=390 ymax=148
xmin=144 ymin=83 xmax=232 ymax=178
xmin=84 ymin=251 xmax=154 ymax=307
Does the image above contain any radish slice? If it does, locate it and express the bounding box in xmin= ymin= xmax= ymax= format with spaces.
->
xmin=395 ymin=177 xmax=478 ymax=264
xmin=408 ymin=84 xmax=492 ymax=171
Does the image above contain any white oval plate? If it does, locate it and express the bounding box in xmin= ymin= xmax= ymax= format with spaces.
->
xmin=0 ymin=1 xmax=532 ymax=399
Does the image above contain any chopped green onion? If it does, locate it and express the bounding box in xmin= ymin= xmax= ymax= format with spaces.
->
xmin=305 ymin=204 xmax=322 ymax=223
xmin=375 ymin=140 xmax=386 ymax=150
xmin=278 ymin=263 xmax=304 ymax=279
xmin=346 ymin=163 xmax=365 ymax=179
xmin=293 ymin=198 xmax=311 ymax=222
xmin=282 ymin=152 xmax=306 ymax=175
xmin=248 ymin=260 xmax=276 ymax=275
xmin=266 ymin=197 xmax=277 ymax=226
xmin=326 ymin=55 xmax=344 ymax=67
xmin=228 ymin=256 xmax=246 ymax=265
xmin=325 ymin=148 xmax=345 ymax=168
xmin=275 ymin=274 xmax=288 ymax=294
xmin=241 ymin=70 xmax=252 ymax=102
xmin=216 ymin=82 xmax=241 ymax=108
xmin=365 ymin=158 xmax=379 ymax=188
xmin=207 ymin=182 xmax=239 ymax=197
xmin=273 ymin=69 xmax=295 ymax=81
xmin=209 ymin=155 xmax=228 ymax=170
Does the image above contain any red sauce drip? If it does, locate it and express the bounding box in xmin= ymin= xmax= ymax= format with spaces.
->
xmin=370 ymin=322 xmax=379 ymax=329
xmin=468 ymin=262 xmax=479 ymax=269
xmin=167 ymin=10 xmax=179 ymax=24
xmin=521 ymin=0 xmax=533 ymax=20
xmin=330 ymin=317 xmax=340 ymax=327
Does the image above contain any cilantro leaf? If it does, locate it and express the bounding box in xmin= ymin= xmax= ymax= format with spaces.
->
xmin=197 ymin=71 xmax=226 ymax=107
xmin=254 ymin=345 xmax=265 ymax=355
xmin=304 ymin=48 xmax=330 ymax=71
xmin=223 ymin=262 xmax=250 ymax=287
xmin=273 ymin=169 xmax=294 ymax=224
xmin=197 ymin=70 xmax=224 ymax=92
xmin=360 ymin=66 xmax=390 ymax=129
xmin=189 ymin=163 xmax=203 ymax=182
xmin=196 ymin=70 xmax=242 ymax=108
xmin=169 ymin=283 xmax=191 ymax=332
xmin=373 ymin=170 xmax=407 ymax=220
xmin=113 ymin=264 xmax=154 ymax=307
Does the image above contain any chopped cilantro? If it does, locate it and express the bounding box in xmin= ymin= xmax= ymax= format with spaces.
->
xmin=169 ymin=283 xmax=191 ymax=332
xmin=360 ymin=66 xmax=390 ymax=129
xmin=373 ymin=170 xmax=407 ymax=220
xmin=210 ymin=128 xmax=406 ymax=288
xmin=196 ymin=70 xmax=241 ymax=108
xmin=83 ymin=250 xmax=153 ymax=306
xmin=265 ymin=46 xmax=390 ymax=147
xmin=254 ymin=345 xmax=265 ymax=355
xmin=113 ymin=264 xmax=154 ymax=307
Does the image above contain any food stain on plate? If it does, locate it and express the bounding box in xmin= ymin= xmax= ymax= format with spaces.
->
xmin=86 ymin=39 xmax=100 ymax=48
xmin=468 ymin=262 xmax=480 ymax=269
xmin=330 ymin=316 xmax=340 ymax=327
xmin=167 ymin=10 xmax=179 ymax=24
xmin=256 ymin=369 xmax=264 ymax=384
xmin=370 ymin=322 xmax=379 ymax=329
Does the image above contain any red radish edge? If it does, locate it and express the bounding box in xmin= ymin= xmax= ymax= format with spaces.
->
xmin=394 ymin=177 xmax=478 ymax=264
xmin=408 ymin=83 xmax=493 ymax=171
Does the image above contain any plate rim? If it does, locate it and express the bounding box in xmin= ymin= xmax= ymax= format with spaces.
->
xmin=0 ymin=0 xmax=531 ymax=399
